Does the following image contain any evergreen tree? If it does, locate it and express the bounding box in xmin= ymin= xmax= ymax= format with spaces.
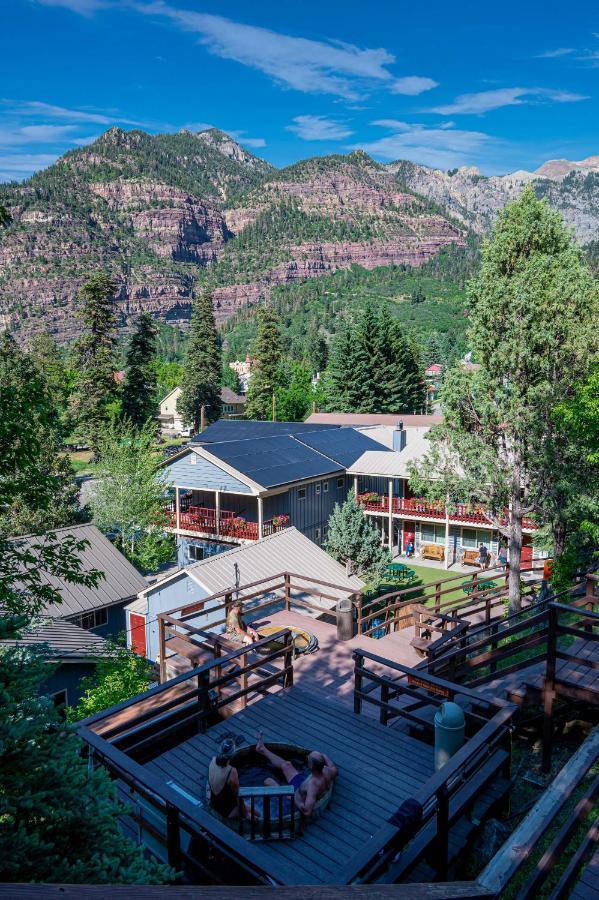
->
xmin=325 ymin=490 xmax=391 ymax=580
xmin=70 ymin=272 xmax=119 ymax=452
xmin=0 ymin=334 xmax=82 ymax=536
xmin=410 ymin=188 xmax=597 ymax=612
xmin=325 ymin=323 xmax=356 ymax=412
xmin=245 ymin=307 xmax=282 ymax=420
xmin=276 ymin=362 xmax=313 ymax=421
xmin=177 ymin=289 xmax=221 ymax=432
xmin=122 ymin=312 xmax=158 ymax=428
xmin=29 ymin=332 xmax=71 ymax=421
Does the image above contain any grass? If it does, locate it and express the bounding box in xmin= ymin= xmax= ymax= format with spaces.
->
xmin=65 ymin=449 xmax=95 ymax=476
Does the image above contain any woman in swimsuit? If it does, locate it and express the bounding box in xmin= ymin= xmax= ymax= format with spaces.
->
xmin=207 ymin=739 xmax=248 ymax=819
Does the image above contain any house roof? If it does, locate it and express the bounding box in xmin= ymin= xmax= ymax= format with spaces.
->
xmin=305 ymin=413 xmax=443 ymax=427
xmin=425 ymin=364 xmax=443 ymax=375
xmin=348 ymin=430 xmax=433 ymax=478
xmin=191 ymin=419 xmax=340 ymax=444
xmin=1 ymin=617 xmax=111 ymax=660
xmin=220 ymin=387 xmax=246 ymax=405
xmin=295 ymin=427 xmax=390 ymax=468
xmin=137 ymin=527 xmax=363 ymax=606
xmin=14 ymin=524 xmax=148 ymax=618
xmin=203 ymin=434 xmax=344 ymax=489
xmin=159 ymin=386 xmax=182 ymax=405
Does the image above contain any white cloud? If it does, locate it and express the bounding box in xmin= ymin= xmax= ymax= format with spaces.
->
xmin=536 ymin=48 xmax=575 ymax=58
xmin=431 ymin=86 xmax=588 ymax=115
xmin=35 ymin=0 xmax=110 ymax=14
xmin=134 ymin=1 xmax=398 ymax=99
xmin=0 ymin=153 xmax=61 ymax=182
xmin=0 ymin=124 xmax=83 ymax=146
xmin=390 ymin=76 xmax=438 ymax=95
xmin=227 ymin=130 xmax=266 ymax=148
xmin=287 ymin=115 xmax=354 ymax=141
xmin=358 ymin=120 xmax=492 ymax=169
xmin=8 ymin=99 xmax=143 ymax=126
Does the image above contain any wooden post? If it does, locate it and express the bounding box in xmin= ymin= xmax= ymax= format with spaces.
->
xmin=490 ymin=622 xmax=499 ymax=675
xmin=165 ymin=803 xmax=182 ymax=870
xmin=435 ymin=582 xmax=441 ymax=614
xmin=353 ymin=474 xmax=358 ymax=497
xmin=200 ymin=404 xmax=206 ymax=433
xmin=444 ymin=494 xmax=450 ymax=569
xmin=158 ymin=615 xmax=166 ymax=684
xmin=380 ymin=683 xmax=390 ymax=727
xmin=284 ymin=572 xmax=291 ymax=611
xmin=388 ymin=478 xmax=393 ymax=553
xmin=241 ymin=651 xmax=248 ymax=708
xmin=271 ymin=392 xmax=276 ymax=422
xmin=542 ymin=603 xmax=558 ymax=773
xmin=257 ymin=496 xmax=263 ymax=540
xmin=197 ymin=669 xmax=211 ymax=734
xmin=283 ymin=631 xmax=294 ymax=688
xmin=436 ymin=783 xmax=450 ymax=881
xmin=215 ymin=489 xmax=220 ymax=537
xmin=175 ymin=486 xmax=180 ymax=532
xmin=353 ymin=652 xmax=364 ymax=715
xmin=356 ymin=593 xmax=363 ymax=635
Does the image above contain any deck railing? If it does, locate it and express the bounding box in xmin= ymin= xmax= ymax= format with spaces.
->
xmin=164 ymin=502 xmax=287 ymax=541
xmin=356 ymin=493 xmax=537 ymax=530
xmin=345 ymin=651 xmax=515 ymax=884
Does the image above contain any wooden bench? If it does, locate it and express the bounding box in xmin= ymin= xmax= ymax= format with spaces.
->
xmin=462 ymin=549 xmax=480 ymax=566
xmin=421 ymin=543 xmax=444 ymax=562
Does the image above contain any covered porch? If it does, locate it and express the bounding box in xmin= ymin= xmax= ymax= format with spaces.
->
xmin=165 ymin=488 xmax=290 ymax=543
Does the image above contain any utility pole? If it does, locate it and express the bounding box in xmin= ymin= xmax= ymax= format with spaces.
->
xmin=272 ymin=392 xmax=276 ymax=422
xmin=200 ymin=404 xmax=206 ymax=432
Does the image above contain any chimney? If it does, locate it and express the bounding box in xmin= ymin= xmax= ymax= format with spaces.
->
xmin=393 ymin=420 xmax=406 ymax=452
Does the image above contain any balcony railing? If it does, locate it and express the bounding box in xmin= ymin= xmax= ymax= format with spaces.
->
xmin=356 ymin=494 xmax=537 ymax=530
xmin=165 ymin=502 xmax=288 ymax=541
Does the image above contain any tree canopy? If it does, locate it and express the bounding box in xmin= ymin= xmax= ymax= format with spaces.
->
xmin=325 ymin=490 xmax=390 ymax=581
xmin=122 ymin=312 xmax=159 ymax=428
xmin=178 ymin=289 xmax=222 ymax=431
xmin=245 ymin=307 xmax=283 ymax=420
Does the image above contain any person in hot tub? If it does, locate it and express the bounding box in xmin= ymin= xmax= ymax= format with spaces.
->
xmin=256 ymin=732 xmax=338 ymax=816
xmin=207 ymin=738 xmax=249 ymax=820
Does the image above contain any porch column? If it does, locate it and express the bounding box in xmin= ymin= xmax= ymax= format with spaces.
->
xmin=388 ymin=478 xmax=393 ymax=554
xmin=215 ymin=490 xmax=220 ymax=537
xmin=444 ymin=493 xmax=450 ymax=569
xmin=258 ymin=496 xmax=264 ymax=540
xmin=400 ymin=520 xmax=404 ymax=556
xmin=175 ymin=486 xmax=180 ymax=531
xmin=354 ymin=474 xmax=359 ymax=496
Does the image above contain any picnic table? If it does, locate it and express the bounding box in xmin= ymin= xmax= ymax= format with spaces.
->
xmin=461 ymin=579 xmax=498 ymax=595
xmin=385 ymin=563 xmax=416 ymax=583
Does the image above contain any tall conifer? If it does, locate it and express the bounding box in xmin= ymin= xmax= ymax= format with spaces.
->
xmin=178 ymin=289 xmax=222 ymax=432
xmin=122 ymin=312 xmax=158 ymax=428
xmin=245 ymin=307 xmax=282 ymax=420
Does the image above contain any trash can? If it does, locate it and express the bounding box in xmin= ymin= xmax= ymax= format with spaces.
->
xmin=336 ymin=597 xmax=354 ymax=642
xmin=434 ymin=701 xmax=465 ymax=771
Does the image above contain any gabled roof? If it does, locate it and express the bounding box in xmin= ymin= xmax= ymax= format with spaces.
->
xmin=1 ymin=617 xmax=111 ymax=660
xmin=305 ymin=413 xmax=443 ymax=427
xmin=14 ymin=524 xmax=148 ymax=618
xmin=295 ymin=427 xmax=390 ymax=468
xmin=191 ymin=419 xmax=339 ymax=444
xmin=137 ymin=527 xmax=363 ymax=604
xmin=220 ymin=387 xmax=246 ymax=405
xmin=159 ymin=386 xmax=182 ymax=405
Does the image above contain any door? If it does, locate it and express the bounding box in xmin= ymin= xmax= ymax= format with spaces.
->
xmin=403 ymin=522 xmax=415 ymax=551
xmin=129 ymin=613 xmax=147 ymax=657
xmin=521 ymin=535 xmax=533 ymax=566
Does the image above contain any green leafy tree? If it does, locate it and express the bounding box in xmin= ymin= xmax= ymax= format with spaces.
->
xmin=276 ymin=362 xmax=313 ymax=421
xmin=222 ymin=361 xmax=242 ymax=393
xmin=122 ymin=312 xmax=159 ymax=428
xmin=178 ymin=289 xmax=222 ymax=432
xmin=245 ymin=307 xmax=283 ymax=420
xmin=154 ymin=360 xmax=183 ymax=402
xmin=29 ymin=332 xmax=72 ymax=422
xmin=410 ymin=188 xmax=597 ymax=612
xmin=70 ymin=272 xmax=119 ymax=451
xmin=91 ymin=420 xmax=174 ymax=570
xmin=0 ymin=334 xmax=82 ymax=537
xmin=68 ymin=640 xmax=153 ymax=722
xmin=325 ymin=490 xmax=391 ymax=580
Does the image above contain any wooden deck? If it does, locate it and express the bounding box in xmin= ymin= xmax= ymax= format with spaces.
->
xmin=145 ymin=686 xmax=436 ymax=884
xmin=571 ymin=846 xmax=599 ymax=900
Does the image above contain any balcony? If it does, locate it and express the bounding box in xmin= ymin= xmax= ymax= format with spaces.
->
xmin=356 ymin=494 xmax=537 ymax=530
xmin=165 ymin=502 xmax=289 ymax=541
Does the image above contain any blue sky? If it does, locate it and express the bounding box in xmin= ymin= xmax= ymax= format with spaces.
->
xmin=1 ymin=0 xmax=597 ymax=181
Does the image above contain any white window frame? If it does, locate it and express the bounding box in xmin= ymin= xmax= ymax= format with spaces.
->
xmin=337 ymin=477 xmax=344 ymax=489
xmin=297 ymin=488 xmax=306 ymax=501
xmin=461 ymin=527 xmax=491 ymax=549
xmin=315 ymin=484 xmax=321 ymax=496
xmin=323 ymin=482 xmax=329 ymax=493
xmin=421 ymin=523 xmax=446 ymax=545
xmin=188 ymin=544 xmax=205 ymax=562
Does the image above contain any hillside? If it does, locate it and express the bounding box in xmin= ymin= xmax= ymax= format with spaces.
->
xmin=0 ymin=130 xmax=596 ymax=345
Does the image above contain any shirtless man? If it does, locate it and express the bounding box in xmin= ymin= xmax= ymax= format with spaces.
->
xmin=256 ymin=732 xmax=337 ymax=816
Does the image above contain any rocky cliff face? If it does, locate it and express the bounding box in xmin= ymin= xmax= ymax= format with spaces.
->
xmin=0 ymin=131 xmax=595 ymax=344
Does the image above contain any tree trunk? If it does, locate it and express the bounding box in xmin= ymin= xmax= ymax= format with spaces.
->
xmin=553 ymin=520 xmax=567 ymax=559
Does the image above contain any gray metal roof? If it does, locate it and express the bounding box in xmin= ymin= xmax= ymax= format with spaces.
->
xmin=15 ymin=524 xmax=148 ymax=618
xmin=191 ymin=420 xmax=339 ymax=444
xmin=296 ymin=428 xmax=390 ymax=468
xmin=1 ymin=617 xmax=111 ymax=659
xmin=148 ymin=527 xmax=363 ymax=602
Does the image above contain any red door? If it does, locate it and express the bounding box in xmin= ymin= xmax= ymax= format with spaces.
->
xmin=521 ymin=536 xmax=533 ymax=566
xmin=403 ymin=522 xmax=415 ymax=551
xmin=129 ymin=613 xmax=147 ymax=657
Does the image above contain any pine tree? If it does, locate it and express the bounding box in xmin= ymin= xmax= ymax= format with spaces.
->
xmin=245 ymin=307 xmax=282 ymax=420
xmin=29 ymin=332 xmax=71 ymax=420
xmin=178 ymin=289 xmax=222 ymax=432
xmin=325 ymin=490 xmax=391 ymax=579
xmin=325 ymin=323 xmax=356 ymax=412
xmin=70 ymin=272 xmax=119 ymax=452
xmin=122 ymin=312 xmax=158 ymax=428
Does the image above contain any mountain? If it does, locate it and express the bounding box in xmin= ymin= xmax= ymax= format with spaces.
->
xmin=392 ymin=157 xmax=599 ymax=245
xmin=0 ymin=129 xmax=596 ymax=344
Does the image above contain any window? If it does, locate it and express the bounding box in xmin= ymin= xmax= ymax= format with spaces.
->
xmin=50 ymin=689 xmax=68 ymax=708
xmin=70 ymin=608 xmax=108 ymax=631
xmin=461 ymin=528 xmax=491 ymax=549
xmin=421 ymin=524 xmax=446 ymax=545
xmin=315 ymin=484 xmax=321 ymax=495
xmin=337 ymin=477 xmax=344 ymax=489
xmin=188 ymin=544 xmax=205 ymax=562
xmin=298 ymin=488 xmax=306 ymax=501
xmin=323 ymin=482 xmax=329 ymax=493
xmin=315 ymin=527 xmax=322 ymax=541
